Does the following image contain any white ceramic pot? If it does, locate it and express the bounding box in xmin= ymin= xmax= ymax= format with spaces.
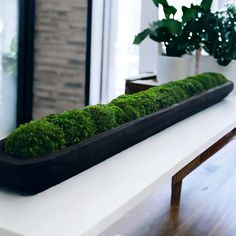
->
xmin=156 ymin=55 xmax=192 ymax=84
xmin=189 ymin=56 xmax=236 ymax=78
xmin=157 ymin=55 xmax=236 ymax=93
xmin=188 ymin=56 xmax=236 ymax=93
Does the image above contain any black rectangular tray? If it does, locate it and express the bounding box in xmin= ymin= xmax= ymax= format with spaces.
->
xmin=0 ymin=81 xmax=234 ymax=194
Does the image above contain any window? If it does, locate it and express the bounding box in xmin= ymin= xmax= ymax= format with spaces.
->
xmin=0 ymin=0 xmax=18 ymax=135
xmin=0 ymin=0 xmax=35 ymax=136
xmin=90 ymin=0 xmax=142 ymax=104
xmin=104 ymin=0 xmax=141 ymax=102
xmin=90 ymin=0 xmax=236 ymax=104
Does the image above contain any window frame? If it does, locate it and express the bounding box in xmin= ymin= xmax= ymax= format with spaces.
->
xmin=17 ymin=0 xmax=36 ymax=125
xmin=139 ymin=0 xmax=159 ymax=74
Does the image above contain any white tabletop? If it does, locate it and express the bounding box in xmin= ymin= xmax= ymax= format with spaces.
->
xmin=0 ymin=96 xmax=236 ymax=236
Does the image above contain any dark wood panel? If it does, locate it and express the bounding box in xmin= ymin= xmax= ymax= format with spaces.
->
xmin=125 ymin=74 xmax=157 ymax=94
xmin=125 ymin=82 xmax=155 ymax=94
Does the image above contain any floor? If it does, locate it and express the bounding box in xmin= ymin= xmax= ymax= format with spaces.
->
xmin=101 ymin=139 xmax=236 ymax=236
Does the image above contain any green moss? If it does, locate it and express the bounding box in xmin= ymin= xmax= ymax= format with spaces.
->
xmin=190 ymin=72 xmax=228 ymax=90
xmin=110 ymin=94 xmax=145 ymax=121
xmin=149 ymin=85 xmax=188 ymax=103
xmin=112 ymin=94 xmax=146 ymax=115
xmin=5 ymin=120 xmax=65 ymax=158
xmin=110 ymin=103 xmax=141 ymax=122
xmin=133 ymin=92 xmax=161 ymax=114
xmin=191 ymin=74 xmax=215 ymax=89
xmin=107 ymin=104 xmax=127 ymax=125
xmin=155 ymin=93 xmax=176 ymax=108
xmin=200 ymin=72 xmax=228 ymax=86
xmin=187 ymin=78 xmax=205 ymax=92
xmin=174 ymin=79 xmax=204 ymax=96
xmin=162 ymin=82 xmax=189 ymax=102
xmin=83 ymin=104 xmax=118 ymax=134
xmin=147 ymin=88 xmax=176 ymax=108
xmin=45 ymin=109 xmax=95 ymax=145
xmin=214 ymin=73 xmax=228 ymax=85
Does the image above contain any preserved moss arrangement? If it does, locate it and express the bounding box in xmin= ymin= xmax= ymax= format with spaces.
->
xmin=0 ymin=72 xmax=233 ymax=194
xmin=5 ymin=72 xmax=229 ymax=158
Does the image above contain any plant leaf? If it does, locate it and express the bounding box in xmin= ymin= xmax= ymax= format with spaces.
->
xmin=152 ymin=0 xmax=177 ymax=18
xmin=151 ymin=19 xmax=182 ymax=35
xmin=152 ymin=0 xmax=168 ymax=7
xmin=163 ymin=5 xmax=177 ymax=19
xmin=182 ymin=5 xmax=200 ymax=23
xmin=133 ymin=29 xmax=150 ymax=44
xmin=200 ymin=0 xmax=213 ymax=12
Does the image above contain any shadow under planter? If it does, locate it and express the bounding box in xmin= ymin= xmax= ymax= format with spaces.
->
xmin=0 ymin=81 xmax=234 ymax=194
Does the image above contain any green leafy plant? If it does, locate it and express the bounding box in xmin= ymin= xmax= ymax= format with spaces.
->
xmin=134 ymin=1 xmax=236 ymax=70
xmin=182 ymin=3 xmax=236 ymax=67
xmin=5 ymin=120 xmax=66 ymax=158
xmin=134 ymin=0 xmax=213 ymax=57
xmin=4 ymin=73 xmax=228 ymax=158
xmin=210 ymin=4 xmax=236 ymax=66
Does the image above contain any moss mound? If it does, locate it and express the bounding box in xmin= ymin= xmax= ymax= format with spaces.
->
xmin=83 ymin=104 xmax=118 ymax=134
xmin=190 ymin=73 xmax=227 ymax=90
xmin=5 ymin=120 xmax=66 ymax=158
xmin=110 ymin=95 xmax=145 ymax=121
xmin=45 ymin=109 xmax=95 ymax=145
xmin=107 ymin=104 xmax=127 ymax=125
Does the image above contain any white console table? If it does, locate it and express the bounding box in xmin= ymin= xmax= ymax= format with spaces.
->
xmin=0 ymin=96 xmax=235 ymax=236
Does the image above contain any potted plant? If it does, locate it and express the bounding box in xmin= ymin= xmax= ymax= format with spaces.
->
xmin=188 ymin=4 xmax=236 ymax=91
xmin=0 ymin=73 xmax=233 ymax=194
xmin=134 ymin=0 xmax=236 ymax=86
xmin=208 ymin=4 xmax=236 ymax=66
xmin=133 ymin=0 xmax=214 ymax=83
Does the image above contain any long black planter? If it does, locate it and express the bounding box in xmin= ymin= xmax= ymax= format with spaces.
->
xmin=0 ymin=81 xmax=234 ymax=194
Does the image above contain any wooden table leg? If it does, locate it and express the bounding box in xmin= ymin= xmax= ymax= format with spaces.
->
xmin=171 ymin=177 xmax=182 ymax=207
xmin=170 ymin=128 xmax=236 ymax=208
